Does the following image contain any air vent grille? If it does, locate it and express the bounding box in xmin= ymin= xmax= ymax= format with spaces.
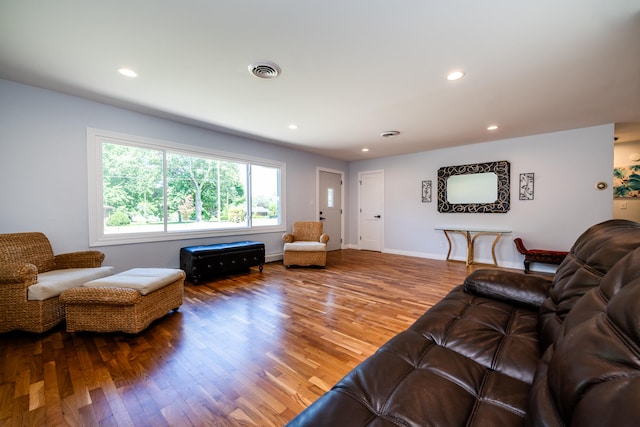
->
xmin=249 ymin=61 xmax=281 ymax=79
xmin=381 ymin=131 xmax=400 ymax=137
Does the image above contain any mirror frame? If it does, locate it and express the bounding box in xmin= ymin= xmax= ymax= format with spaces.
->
xmin=437 ymin=160 xmax=510 ymax=213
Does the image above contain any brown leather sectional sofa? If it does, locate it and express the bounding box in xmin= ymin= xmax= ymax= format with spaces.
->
xmin=287 ymin=219 xmax=640 ymax=426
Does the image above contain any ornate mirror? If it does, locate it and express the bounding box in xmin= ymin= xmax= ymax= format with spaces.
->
xmin=437 ymin=160 xmax=510 ymax=213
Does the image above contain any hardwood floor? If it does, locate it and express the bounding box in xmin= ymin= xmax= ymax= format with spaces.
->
xmin=0 ymin=250 xmax=493 ymax=426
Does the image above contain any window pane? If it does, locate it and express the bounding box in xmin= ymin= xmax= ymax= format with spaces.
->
xmin=102 ymin=142 xmax=164 ymax=234
xmin=166 ymin=153 xmax=248 ymax=231
xmin=251 ymin=164 xmax=280 ymax=226
xmin=90 ymin=128 xmax=285 ymax=246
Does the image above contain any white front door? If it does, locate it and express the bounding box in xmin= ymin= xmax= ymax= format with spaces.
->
xmin=318 ymin=169 xmax=343 ymax=251
xmin=359 ymin=170 xmax=384 ymax=251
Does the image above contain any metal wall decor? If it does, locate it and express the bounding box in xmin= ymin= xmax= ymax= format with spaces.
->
xmin=437 ymin=160 xmax=511 ymax=213
xmin=422 ymin=180 xmax=432 ymax=202
xmin=519 ymin=173 xmax=535 ymax=200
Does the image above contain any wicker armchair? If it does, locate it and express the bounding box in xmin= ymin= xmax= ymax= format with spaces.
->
xmin=0 ymin=232 xmax=112 ymax=333
xmin=282 ymin=222 xmax=330 ymax=267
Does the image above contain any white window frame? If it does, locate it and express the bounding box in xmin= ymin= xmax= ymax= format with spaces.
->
xmin=87 ymin=128 xmax=286 ymax=247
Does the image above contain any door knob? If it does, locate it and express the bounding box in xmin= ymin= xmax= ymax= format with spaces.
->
xmin=320 ymin=217 xmax=326 ymax=220
xmin=374 ymin=215 xmax=381 ymax=218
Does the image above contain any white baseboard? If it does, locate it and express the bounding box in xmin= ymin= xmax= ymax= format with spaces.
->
xmin=266 ymin=252 xmax=283 ymax=263
xmin=269 ymin=247 xmax=556 ymax=274
xmin=382 ymin=247 xmax=554 ymax=273
xmin=382 ymin=247 xmax=444 ymax=260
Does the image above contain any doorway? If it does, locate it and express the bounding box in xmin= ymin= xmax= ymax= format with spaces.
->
xmin=358 ymin=170 xmax=384 ymax=251
xmin=613 ymin=123 xmax=640 ymax=222
xmin=318 ymin=168 xmax=343 ymax=251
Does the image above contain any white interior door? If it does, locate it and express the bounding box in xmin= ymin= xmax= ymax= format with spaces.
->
xmin=319 ymin=170 xmax=343 ymax=251
xmin=359 ymin=170 xmax=384 ymax=251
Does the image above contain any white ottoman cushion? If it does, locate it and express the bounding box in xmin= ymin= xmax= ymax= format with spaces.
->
xmin=83 ymin=268 xmax=184 ymax=295
xmin=28 ymin=266 xmax=115 ymax=301
xmin=284 ymin=242 xmax=326 ymax=251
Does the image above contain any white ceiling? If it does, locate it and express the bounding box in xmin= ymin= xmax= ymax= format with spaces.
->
xmin=1 ymin=1 xmax=639 ymax=161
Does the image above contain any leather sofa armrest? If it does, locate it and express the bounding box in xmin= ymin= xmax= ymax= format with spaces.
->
xmin=55 ymin=251 xmax=105 ymax=269
xmin=464 ymin=269 xmax=552 ymax=309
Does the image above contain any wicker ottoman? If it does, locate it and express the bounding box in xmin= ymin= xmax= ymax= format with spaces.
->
xmin=60 ymin=268 xmax=185 ymax=333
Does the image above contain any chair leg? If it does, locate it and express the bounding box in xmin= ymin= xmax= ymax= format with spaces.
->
xmin=523 ymin=260 xmax=530 ymax=273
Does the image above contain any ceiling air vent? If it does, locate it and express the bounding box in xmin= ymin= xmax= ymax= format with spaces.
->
xmin=381 ymin=130 xmax=400 ymax=138
xmin=249 ymin=61 xmax=281 ymax=79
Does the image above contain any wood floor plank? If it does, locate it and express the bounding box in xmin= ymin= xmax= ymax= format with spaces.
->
xmin=27 ymin=381 xmax=44 ymax=412
xmin=0 ymin=384 xmax=13 ymax=420
xmin=0 ymin=249 xmax=501 ymax=426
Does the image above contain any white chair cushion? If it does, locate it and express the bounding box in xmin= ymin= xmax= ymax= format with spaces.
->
xmin=82 ymin=268 xmax=184 ymax=295
xmin=28 ymin=266 xmax=115 ymax=301
xmin=284 ymin=242 xmax=327 ymax=252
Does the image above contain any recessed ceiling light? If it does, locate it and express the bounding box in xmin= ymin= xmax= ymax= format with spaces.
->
xmin=446 ymin=70 xmax=464 ymax=81
xmin=381 ymin=130 xmax=400 ymax=138
xmin=361 ymin=148 xmax=369 ymax=152
xmin=487 ymin=125 xmax=499 ymax=131
xmin=288 ymin=124 xmax=298 ymax=130
xmin=118 ymin=68 xmax=137 ymax=78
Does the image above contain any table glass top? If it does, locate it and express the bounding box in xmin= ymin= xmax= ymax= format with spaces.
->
xmin=435 ymin=227 xmax=512 ymax=233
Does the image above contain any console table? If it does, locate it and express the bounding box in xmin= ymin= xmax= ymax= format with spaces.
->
xmin=435 ymin=228 xmax=511 ymax=266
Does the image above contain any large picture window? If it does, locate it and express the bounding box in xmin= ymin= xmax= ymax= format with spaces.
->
xmin=88 ymin=128 xmax=284 ymax=246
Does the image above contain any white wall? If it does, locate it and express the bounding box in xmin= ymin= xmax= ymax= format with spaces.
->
xmin=0 ymin=79 xmax=348 ymax=271
xmin=0 ymin=79 xmax=617 ymax=274
xmin=613 ymin=139 xmax=640 ymax=222
xmin=348 ymin=125 xmax=615 ymax=272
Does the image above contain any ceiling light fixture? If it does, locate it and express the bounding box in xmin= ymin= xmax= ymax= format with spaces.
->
xmin=248 ymin=61 xmax=281 ymax=79
xmin=446 ymin=70 xmax=464 ymax=81
xmin=118 ymin=68 xmax=137 ymax=78
xmin=381 ymin=130 xmax=400 ymax=138
xmin=288 ymin=124 xmax=298 ymax=130
xmin=487 ymin=125 xmax=499 ymax=131
xmin=361 ymin=148 xmax=369 ymax=152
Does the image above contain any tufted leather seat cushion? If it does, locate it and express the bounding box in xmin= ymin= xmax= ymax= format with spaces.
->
xmin=289 ymin=285 xmax=540 ymax=426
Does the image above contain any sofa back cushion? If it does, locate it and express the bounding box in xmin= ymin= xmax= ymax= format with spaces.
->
xmin=527 ymin=247 xmax=640 ymax=426
xmin=0 ymin=232 xmax=56 ymax=273
xmin=538 ymin=219 xmax=640 ymax=350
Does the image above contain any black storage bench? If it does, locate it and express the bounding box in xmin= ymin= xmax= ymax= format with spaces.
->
xmin=180 ymin=241 xmax=265 ymax=284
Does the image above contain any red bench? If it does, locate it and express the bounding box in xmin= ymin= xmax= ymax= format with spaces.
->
xmin=514 ymin=238 xmax=568 ymax=273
